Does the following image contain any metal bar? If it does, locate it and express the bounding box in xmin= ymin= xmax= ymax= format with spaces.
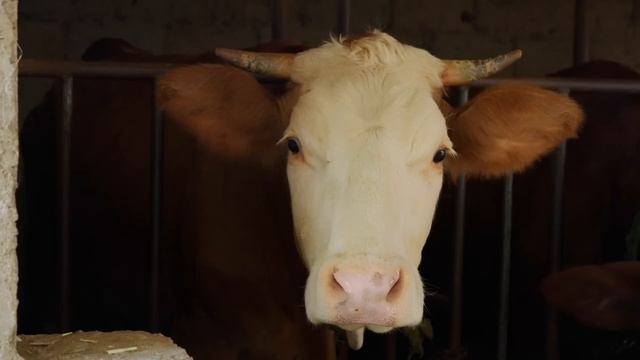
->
xmin=17 ymin=59 xmax=640 ymax=93
xmin=573 ymin=0 xmax=589 ymax=65
xmin=470 ymin=78 xmax=640 ymax=92
xmin=18 ymin=59 xmax=286 ymax=85
xmin=546 ymin=142 xmax=567 ymax=360
xmin=546 ymin=141 xmax=567 ymax=359
xmin=551 ymin=101 xmax=569 ymax=294
xmin=149 ymin=80 xmax=164 ymax=331
xmin=59 ymin=76 xmax=73 ymax=332
xmin=450 ymin=86 xmax=469 ymax=353
xmin=546 ymin=89 xmax=570 ymax=360
xmin=19 ymin=59 xmax=176 ymax=78
xmin=497 ymin=174 xmax=514 ymax=360
xmin=337 ymin=0 xmax=351 ymax=35
xmin=386 ymin=332 xmax=397 ymax=360
xmin=271 ymin=0 xmax=285 ymax=40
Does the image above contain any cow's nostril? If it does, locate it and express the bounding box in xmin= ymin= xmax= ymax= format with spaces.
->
xmin=330 ymin=271 xmax=345 ymax=293
xmin=386 ymin=270 xmax=402 ymax=302
xmin=333 ymin=268 xmax=402 ymax=302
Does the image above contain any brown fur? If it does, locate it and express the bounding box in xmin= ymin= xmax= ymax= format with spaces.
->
xmin=159 ymin=65 xmax=285 ymax=161
xmin=443 ymin=83 xmax=584 ymax=178
xmin=541 ymin=262 xmax=640 ymax=331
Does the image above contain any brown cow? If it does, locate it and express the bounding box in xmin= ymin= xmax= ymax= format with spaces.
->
xmin=159 ymin=31 xmax=582 ymax=351
xmin=19 ymin=32 xmax=583 ymax=359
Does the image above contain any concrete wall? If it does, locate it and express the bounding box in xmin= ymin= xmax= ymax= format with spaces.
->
xmin=16 ymin=0 xmax=640 ymax=73
xmin=0 ymin=0 xmax=21 ymax=359
xmin=16 ymin=0 xmax=640 ymax=121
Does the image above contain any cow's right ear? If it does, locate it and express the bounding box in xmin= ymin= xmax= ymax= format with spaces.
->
xmin=442 ymin=84 xmax=583 ymax=178
xmin=158 ymin=64 xmax=287 ymax=159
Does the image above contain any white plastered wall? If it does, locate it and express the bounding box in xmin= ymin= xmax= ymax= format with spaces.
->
xmin=0 ymin=0 xmax=22 ymax=359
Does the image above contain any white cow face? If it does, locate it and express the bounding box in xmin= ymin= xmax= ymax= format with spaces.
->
xmin=284 ymin=34 xmax=452 ymax=335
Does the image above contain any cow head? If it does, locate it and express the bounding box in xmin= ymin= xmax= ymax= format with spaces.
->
xmin=160 ymin=31 xmax=583 ymax=349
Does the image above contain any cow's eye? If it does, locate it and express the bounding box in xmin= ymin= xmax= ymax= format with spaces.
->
xmin=433 ymin=148 xmax=447 ymax=163
xmin=287 ymin=137 xmax=301 ymax=154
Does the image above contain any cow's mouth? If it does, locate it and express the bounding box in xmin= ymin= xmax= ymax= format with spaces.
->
xmin=336 ymin=323 xmax=394 ymax=333
xmin=334 ymin=300 xmax=396 ymax=328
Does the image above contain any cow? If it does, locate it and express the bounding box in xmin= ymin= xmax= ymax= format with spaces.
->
xmin=19 ymin=31 xmax=583 ymax=359
xmin=158 ymin=30 xmax=582 ymax=351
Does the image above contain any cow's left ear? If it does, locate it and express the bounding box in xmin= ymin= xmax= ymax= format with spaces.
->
xmin=442 ymin=84 xmax=584 ymax=178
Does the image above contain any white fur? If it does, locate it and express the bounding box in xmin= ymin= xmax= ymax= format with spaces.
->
xmin=285 ymin=32 xmax=452 ymax=331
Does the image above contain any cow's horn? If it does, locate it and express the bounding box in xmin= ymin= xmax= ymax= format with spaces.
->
xmin=441 ymin=49 xmax=523 ymax=85
xmin=215 ymin=48 xmax=294 ymax=79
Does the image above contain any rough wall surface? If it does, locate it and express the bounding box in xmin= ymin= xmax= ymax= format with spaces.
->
xmin=16 ymin=0 xmax=640 ymax=72
xmin=16 ymin=0 xmax=640 ymax=120
xmin=0 ymin=0 xmax=21 ymax=359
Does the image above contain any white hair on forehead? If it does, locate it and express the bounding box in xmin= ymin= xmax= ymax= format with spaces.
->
xmin=329 ymin=30 xmax=411 ymax=67
xmin=292 ymin=30 xmax=445 ymax=90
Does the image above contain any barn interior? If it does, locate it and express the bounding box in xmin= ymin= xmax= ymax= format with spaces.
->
xmin=14 ymin=0 xmax=640 ymax=359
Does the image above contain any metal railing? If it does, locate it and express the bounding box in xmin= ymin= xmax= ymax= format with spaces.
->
xmin=19 ymin=59 xmax=169 ymax=333
xmin=451 ymin=80 xmax=640 ymax=360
